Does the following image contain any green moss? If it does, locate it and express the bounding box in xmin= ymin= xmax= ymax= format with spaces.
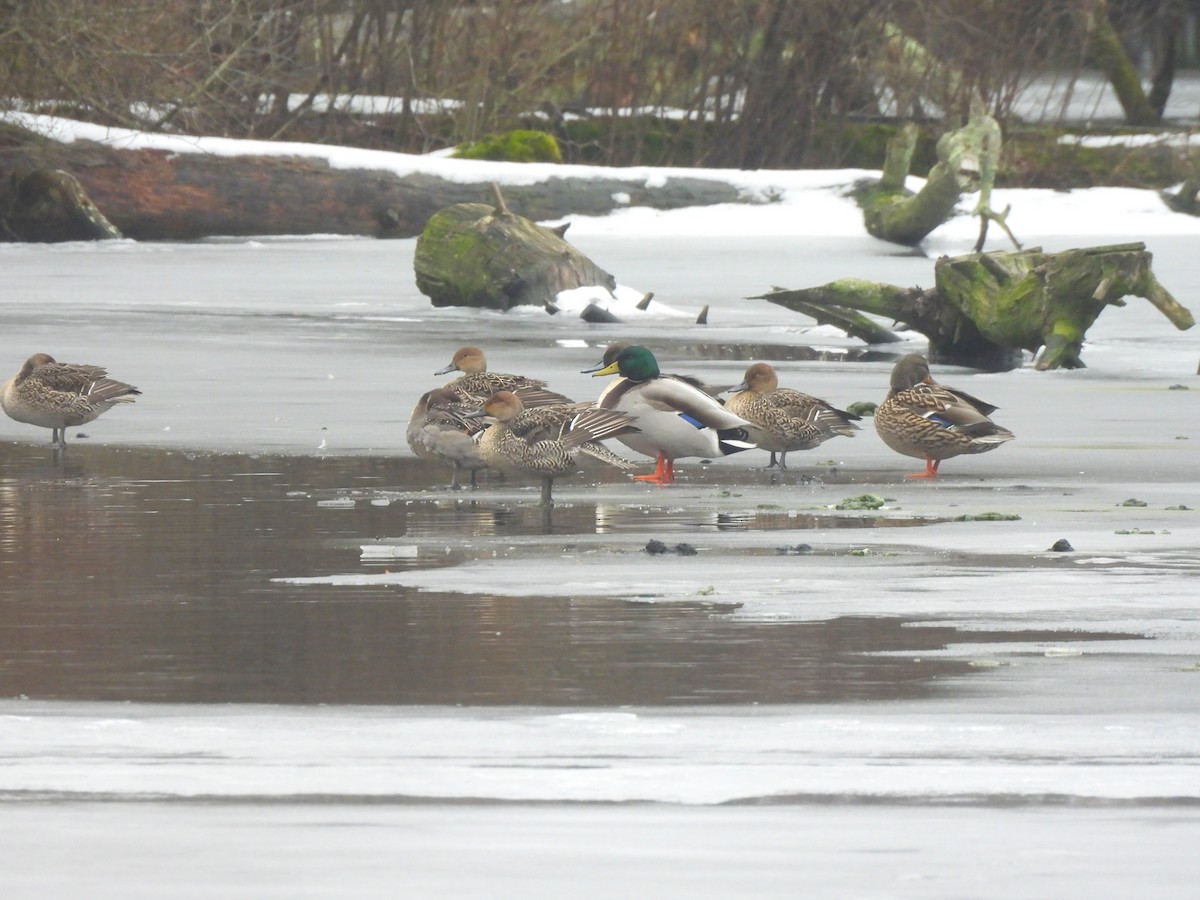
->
xmin=453 ymin=129 xmax=563 ymax=164
xmin=836 ymin=494 xmax=886 ymax=510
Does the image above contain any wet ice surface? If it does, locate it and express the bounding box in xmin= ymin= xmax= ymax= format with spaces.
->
xmin=3 ymin=228 xmax=1200 ymax=897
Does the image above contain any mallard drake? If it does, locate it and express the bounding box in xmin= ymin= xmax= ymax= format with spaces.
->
xmin=585 ymin=344 xmax=761 ymax=484
xmin=583 ymin=341 xmax=732 ymax=398
xmin=874 ymin=353 xmax=1014 ymax=478
xmin=473 ymin=391 xmax=639 ymax=504
xmin=2 ymin=353 xmax=140 ymax=447
xmin=725 ymin=362 xmax=860 ymax=469
xmin=436 ymin=346 xmax=554 ymax=403
xmin=406 ymin=387 xmax=489 ymax=490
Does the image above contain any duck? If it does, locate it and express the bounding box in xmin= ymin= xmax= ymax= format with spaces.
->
xmin=473 ymin=391 xmax=640 ymax=504
xmin=436 ymin=346 xmax=554 ymax=403
xmin=2 ymin=353 xmax=140 ymax=447
xmin=725 ymin=362 xmax=861 ymax=469
xmin=583 ymin=341 xmax=731 ymax=398
xmin=406 ymin=387 xmax=490 ymax=490
xmin=585 ymin=344 xmax=761 ymax=484
xmin=874 ymin=353 xmax=1014 ymax=478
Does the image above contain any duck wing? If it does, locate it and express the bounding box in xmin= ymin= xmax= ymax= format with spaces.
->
xmin=30 ymin=362 xmax=109 ymax=393
xmin=905 ymin=385 xmax=1009 ymax=438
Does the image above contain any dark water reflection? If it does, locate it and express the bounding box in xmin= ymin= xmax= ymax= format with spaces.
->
xmin=0 ymin=442 xmax=1099 ymax=706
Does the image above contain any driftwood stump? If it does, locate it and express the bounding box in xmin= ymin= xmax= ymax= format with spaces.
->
xmin=2 ymin=169 xmax=122 ymax=242
xmin=751 ymin=242 xmax=1194 ymax=370
xmin=413 ymin=184 xmax=616 ymax=311
xmin=856 ymin=99 xmax=1016 ymax=251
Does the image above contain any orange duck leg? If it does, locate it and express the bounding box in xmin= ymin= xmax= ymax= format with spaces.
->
xmin=634 ymin=454 xmax=676 ymax=484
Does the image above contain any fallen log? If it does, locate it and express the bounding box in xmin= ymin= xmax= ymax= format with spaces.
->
xmin=751 ymin=242 xmax=1194 ymax=370
xmin=0 ymin=124 xmax=744 ymax=241
xmin=414 ymin=184 xmax=616 ymax=311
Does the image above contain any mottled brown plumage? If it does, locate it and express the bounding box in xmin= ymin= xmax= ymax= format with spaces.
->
xmin=2 ymin=353 xmax=140 ymax=447
xmin=725 ymin=362 xmax=860 ymax=469
xmin=436 ymin=346 xmax=556 ymax=404
xmin=475 ymin=391 xmax=639 ymax=504
xmin=874 ymin=353 xmax=1013 ymax=478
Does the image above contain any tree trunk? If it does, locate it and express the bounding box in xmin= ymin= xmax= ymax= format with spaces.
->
xmin=413 ymin=184 xmax=616 ymax=311
xmin=1086 ymin=0 xmax=1161 ymax=126
xmin=0 ymin=125 xmax=743 ymax=241
xmin=751 ymin=243 xmax=1194 ymax=370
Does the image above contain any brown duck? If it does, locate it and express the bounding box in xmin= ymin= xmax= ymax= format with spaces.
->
xmin=874 ymin=353 xmax=1014 ymax=478
xmin=2 ymin=353 xmax=140 ymax=447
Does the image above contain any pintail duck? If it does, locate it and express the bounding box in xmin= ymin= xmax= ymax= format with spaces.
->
xmin=725 ymin=362 xmax=860 ymax=469
xmin=473 ymin=391 xmax=640 ymax=504
xmin=2 ymin=353 xmax=140 ymax=447
xmin=874 ymin=353 xmax=1014 ymax=478
xmin=406 ymin=387 xmax=489 ymax=490
xmin=585 ymin=344 xmax=761 ymax=484
xmin=436 ymin=346 xmax=558 ymax=404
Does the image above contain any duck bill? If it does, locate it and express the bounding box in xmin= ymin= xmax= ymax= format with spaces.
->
xmin=585 ymin=361 xmax=621 ymax=377
xmin=434 ymin=363 xmax=457 ymax=376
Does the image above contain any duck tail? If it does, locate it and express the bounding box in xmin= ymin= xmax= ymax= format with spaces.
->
xmin=562 ymin=408 xmax=640 ymax=449
xmin=716 ymin=425 xmax=759 ymax=456
xmin=85 ymin=378 xmax=141 ymax=404
xmin=577 ymin=441 xmax=638 ymax=469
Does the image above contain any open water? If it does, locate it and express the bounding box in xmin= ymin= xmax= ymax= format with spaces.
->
xmin=2 ymin=222 xmax=1200 ymax=897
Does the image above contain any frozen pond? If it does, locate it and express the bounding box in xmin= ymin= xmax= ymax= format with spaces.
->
xmin=3 ymin=208 xmax=1200 ymax=896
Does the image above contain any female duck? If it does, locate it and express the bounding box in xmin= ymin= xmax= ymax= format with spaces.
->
xmin=875 ymin=353 xmax=1014 ymax=478
xmin=725 ymin=362 xmax=860 ymax=469
xmin=585 ymin=344 xmax=760 ymax=484
xmin=474 ymin=391 xmax=639 ymax=504
xmin=406 ymin=387 xmax=490 ymax=490
xmin=436 ymin=346 xmax=551 ymax=403
xmin=2 ymin=353 xmax=140 ymax=447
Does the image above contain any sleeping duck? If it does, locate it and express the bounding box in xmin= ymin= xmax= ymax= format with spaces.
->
xmin=585 ymin=344 xmax=761 ymax=484
xmin=406 ymin=387 xmax=490 ymax=490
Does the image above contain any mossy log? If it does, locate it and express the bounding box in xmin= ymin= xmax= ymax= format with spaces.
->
xmin=2 ymin=168 xmax=122 ymax=242
xmin=857 ymin=123 xmax=965 ymax=246
xmin=751 ymin=242 xmax=1194 ymax=371
xmin=413 ymin=184 xmax=616 ymax=310
xmin=857 ymin=101 xmax=1012 ymax=250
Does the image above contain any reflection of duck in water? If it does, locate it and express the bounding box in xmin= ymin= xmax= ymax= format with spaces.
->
xmin=474 ymin=390 xmax=640 ymax=505
xmin=585 ymin=345 xmax=761 ymax=484
xmin=406 ymin=387 xmax=489 ymax=490
xmin=725 ymin=362 xmax=860 ymax=469
xmin=875 ymin=353 xmax=1014 ymax=478
xmin=2 ymin=353 xmax=141 ymax=447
